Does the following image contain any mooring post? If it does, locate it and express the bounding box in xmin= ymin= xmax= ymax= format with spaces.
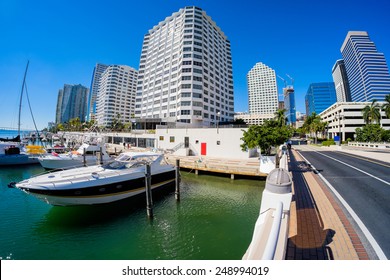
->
xmin=145 ymin=164 xmax=153 ymax=218
xmin=83 ymin=148 xmax=86 ymax=167
xmin=175 ymin=159 xmax=180 ymax=201
xmin=114 ymin=147 xmax=117 ymax=155
xmin=99 ymin=146 xmax=103 ymax=165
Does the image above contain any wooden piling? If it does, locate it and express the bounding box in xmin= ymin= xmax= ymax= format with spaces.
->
xmin=145 ymin=164 xmax=153 ymax=218
xmin=99 ymin=147 xmax=103 ymax=165
xmin=83 ymin=148 xmax=86 ymax=167
xmin=175 ymin=159 xmax=180 ymax=201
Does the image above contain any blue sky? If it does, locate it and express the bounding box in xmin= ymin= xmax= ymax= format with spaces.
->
xmin=1 ymin=0 xmax=389 ymax=130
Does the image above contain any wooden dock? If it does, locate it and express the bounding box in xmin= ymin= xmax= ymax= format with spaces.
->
xmin=165 ymin=155 xmax=267 ymax=178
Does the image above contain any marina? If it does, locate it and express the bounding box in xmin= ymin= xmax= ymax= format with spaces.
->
xmin=0 ymin=164 xmax=264 ymax=260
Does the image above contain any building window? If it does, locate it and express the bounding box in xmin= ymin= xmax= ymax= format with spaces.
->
xmin=159 ymin=136 xmax=164 ymax=141
xmin=170 ymin=136 xmax=175 ymax=143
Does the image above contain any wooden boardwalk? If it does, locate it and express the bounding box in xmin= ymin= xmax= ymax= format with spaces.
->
xmin=165 ymin=154 xmax=267 ymax=178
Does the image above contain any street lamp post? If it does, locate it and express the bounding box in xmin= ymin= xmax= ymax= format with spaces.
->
xmin=337 ymin=111 xmax=343 ymax=146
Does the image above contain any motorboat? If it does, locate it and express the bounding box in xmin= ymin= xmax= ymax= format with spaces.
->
xmin=13 ymin=152 xmax=176 ymax=206
xmin=0 ymin=142 xmax=40 ymax=166
xmin=38 ymin=143 xmax=111 ymax=170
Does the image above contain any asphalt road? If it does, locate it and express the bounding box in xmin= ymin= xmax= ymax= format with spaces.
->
xmin=296 ymin=146 xmax=390 ymax=259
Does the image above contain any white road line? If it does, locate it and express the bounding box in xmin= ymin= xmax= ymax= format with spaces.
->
xmin=306 ymin=147 xmax=390 ymax=186
xmin=296 ymin=150 xmax=388 ymax=260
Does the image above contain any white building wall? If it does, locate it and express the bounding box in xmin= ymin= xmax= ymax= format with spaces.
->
xmin=156 ymin=127 xmax=252 ymax=159
xmin=320 ymin=102 xmax=390 ymax=141
xmin=234 ymin=113 xmax=274 ymax=125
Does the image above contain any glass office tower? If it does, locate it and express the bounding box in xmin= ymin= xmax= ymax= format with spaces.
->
xmin=305 ymin=82 xmax=336 ymax=116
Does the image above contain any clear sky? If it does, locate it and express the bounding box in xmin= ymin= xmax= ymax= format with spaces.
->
xmin=1 ymin=0 xmax=389 ymax=130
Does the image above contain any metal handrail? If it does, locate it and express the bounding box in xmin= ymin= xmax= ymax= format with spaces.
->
xmin=262 ymin=201 xmax=284 ymax=260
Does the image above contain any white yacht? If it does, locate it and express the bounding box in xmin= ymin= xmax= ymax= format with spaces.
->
xmin=38 ymin=143 xmax=111 ymax=170
xmin=13 ymin=152 xmax=176 ymax=206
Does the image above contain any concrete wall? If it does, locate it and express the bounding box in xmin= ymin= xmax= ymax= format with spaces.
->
xmin=156 ymin=127 xmax=253 ymax=159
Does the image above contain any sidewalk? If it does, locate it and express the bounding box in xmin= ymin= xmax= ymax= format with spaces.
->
xmin=286 ymin=148 xmax=369 ymax=260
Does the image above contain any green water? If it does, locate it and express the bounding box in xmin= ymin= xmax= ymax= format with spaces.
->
xmin=0 ymin=165 xmax=264 ymax=260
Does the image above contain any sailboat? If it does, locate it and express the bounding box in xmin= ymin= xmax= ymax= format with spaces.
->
xmin=0 ymin=61 xmax=42 ymax=166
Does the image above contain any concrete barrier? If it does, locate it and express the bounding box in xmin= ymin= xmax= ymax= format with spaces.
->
xmin=348 ymin=141 xmax=390 ymax=150
xmin=243 ymin=168 xmax=292 ymax=260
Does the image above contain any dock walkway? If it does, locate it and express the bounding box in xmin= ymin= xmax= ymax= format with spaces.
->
xmin=165 ymin=154 xmax=266 ymax=178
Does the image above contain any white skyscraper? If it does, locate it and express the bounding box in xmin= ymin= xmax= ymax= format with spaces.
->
xmin=96 ymin=65 xmax=138 ymax=127
xmin=135 ymin=6 xmax=234 ymax=126
xmin=247 ymin=62 xmax=278 ymax=115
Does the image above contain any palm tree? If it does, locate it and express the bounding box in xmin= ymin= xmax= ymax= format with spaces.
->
xmin=362 ymin=100 xmax=381 ymax=125
xmin=302 ymin=112 xmax=327 ymax=144
xmin=382 ymin=94 xmax=390 ymax=119
xmin=274 ymin=109 xmax=287 ymax=127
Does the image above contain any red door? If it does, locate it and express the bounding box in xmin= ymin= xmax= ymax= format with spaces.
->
xmin=201 ymin=143 xmax=207 ymax=155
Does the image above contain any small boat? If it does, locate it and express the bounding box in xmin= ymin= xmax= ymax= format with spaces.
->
xmin=0 ymin=142 xmax=40 ymax=166
xmin=13 ymin=152 xmax=176 ymax=206
xmin=38 ymin=143 xmax=111 ymax=170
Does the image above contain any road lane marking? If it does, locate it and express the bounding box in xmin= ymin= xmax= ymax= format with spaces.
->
xmin=297 ymin=150 xmax=388 ymax=260
xmin=332 ymin=151 xmax=390 ymax=169
xmin=312 ymin=150 xmax=390 ymax=186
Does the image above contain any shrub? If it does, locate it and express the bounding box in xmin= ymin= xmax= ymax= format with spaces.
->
xmin=322 ymin=139 xmax=336 ymax=146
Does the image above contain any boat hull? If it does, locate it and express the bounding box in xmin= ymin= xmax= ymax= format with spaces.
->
xmin=0 ymin=154 xmax=39 ymax=166
xmin=17 ymin=170 xmax=176 ymax=206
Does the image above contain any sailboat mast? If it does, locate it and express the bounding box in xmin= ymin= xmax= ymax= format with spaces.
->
xmin=18 ymin=60 xmax=29 ymax=139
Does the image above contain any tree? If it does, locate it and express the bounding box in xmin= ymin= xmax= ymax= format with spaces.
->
xmin=67 ymin=117 xmax=81 ymax=131
xmin=274 ymin=109 xmax=287 ymax=127
xmin=240 ymin=120 xmax=292 ymax=155
xmin=110 ymin=113 xmax=124 ymax=131
xmin=301 ymin=112 xmax=327 ymax=144
xmin=362 ymin=100 xmax=381 ymax=125
xmin=382 ymin=94 xmax=390 ymax=119
xmin=355 ymin=124 xmax=383 ymax=142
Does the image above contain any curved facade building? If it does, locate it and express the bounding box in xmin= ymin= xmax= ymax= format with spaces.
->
xmin=341 ymin=31 xmax=390 ymax=102
xmin=247 ymin=62 xmax=278 ymax=115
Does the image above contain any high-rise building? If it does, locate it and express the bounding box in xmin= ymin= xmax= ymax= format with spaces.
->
xmin=332 ymin=59 xmax=351 ymax=102
xmin=341 ymin=31 xmax=390 ymax=102
xmin=283 ymin=87 xmax=296 ymax=125
xmin=87 ymin=63 xmax=109 ymax=121
xmin=135 ymin=6 xmax=234 ymax=126
xmin=55 ymin=89 xmax=63 ymax=124
xmin=95 ymin=65 xmax=138 ymax=127
xmin=247 ymin=62 xmax=278 ymax=114
xmin=305 ymin=82 xmax=336 ymax=116
xmin=56 ymin=84 xmax=89 ymax=124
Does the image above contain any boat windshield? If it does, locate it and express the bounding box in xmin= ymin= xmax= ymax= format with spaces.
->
xmin=104 ymin=154 xmax=160 ymax=170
